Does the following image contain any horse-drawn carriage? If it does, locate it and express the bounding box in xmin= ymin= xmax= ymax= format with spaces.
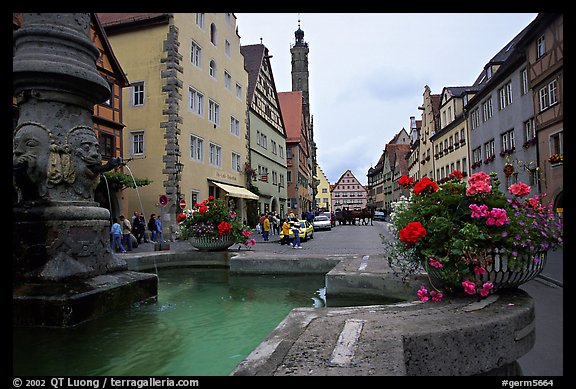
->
xmin=334 ymin=207 xmax=374 ymax=225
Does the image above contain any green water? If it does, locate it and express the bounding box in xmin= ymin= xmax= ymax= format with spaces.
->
xmin=13 ymin=268 xmax=327 ymax=376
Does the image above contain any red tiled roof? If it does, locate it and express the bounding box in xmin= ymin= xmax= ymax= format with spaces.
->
xmin=278 ymin=91 xmax=303 ymax=142
xmin=97 ymin=13 xmax=170 ymax=33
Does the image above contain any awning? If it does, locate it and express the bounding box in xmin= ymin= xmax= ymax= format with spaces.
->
xmin=211 ymin=181 xmax=259 ymax=200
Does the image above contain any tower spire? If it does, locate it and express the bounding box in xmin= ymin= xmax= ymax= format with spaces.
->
xmin=294 ymin=13 xmax=306 ymax=47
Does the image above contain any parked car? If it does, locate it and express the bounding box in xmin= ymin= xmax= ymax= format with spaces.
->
xmin=373 ymin=211 xmax=386 ymax=221
xmin=279 ymin=219 xmax=314 ymax=241
xmin=321 ymin=211 xmax=336 ymax=227
xmin=312 ymin=215 xmax=332 ymax=231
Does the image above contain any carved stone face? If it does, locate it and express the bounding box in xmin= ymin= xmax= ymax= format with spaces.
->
xmin=70 ymin=129 xmax=102 ymax=168
xmin=13 ymin=124 xmax=51 ymax=197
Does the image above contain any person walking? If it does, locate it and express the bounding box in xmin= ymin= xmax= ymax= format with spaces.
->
xmin=155 ymin=214 xmax=163 ymax=243
xmin=138 ymin=212 xmax=149 ymax=243
xmin=111 ymin=217 xmax=126 ymax=253
xmin=281 ymin=217 xmax=291 ymax=245
xmin=262 ymin=213 xmax=271 ymax=241
xmin=119 ymin=215 xmax=133 ymax=251
xmin=272 ymin=212 xmax=280 ymax=235
xmin=291 ymin=220 xmax=302 ymax=249
xmin=132 ymin=211 xmax=144 ymax=244
xmin=148 ymin=214 xmax=158 ymax=243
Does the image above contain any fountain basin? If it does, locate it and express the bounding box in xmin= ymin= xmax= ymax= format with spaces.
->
xmin=13 ymin=271 xmax=158 ymax=327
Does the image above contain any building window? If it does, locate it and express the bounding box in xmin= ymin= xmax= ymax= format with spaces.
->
xmin=549 ymin=131 xmax=563 ymax=156
xmin=232 ymin=152 xmax=241 ymax=172
xmin=208 ymin=99 xmax=220 ymax=126
xmin=195 ymin=13 xmax=204 ymax=29
xmin=482 ymin=97 xmax=493 ymax=122
xmin=131 ymin=131 xmax=144 ymax=155
xmin=538 ymin=79 xmax=558 ymax=112
xmin=548 ymin=79 xmax=558 ymax=106
xmin=210 ymin=23 xmax=217 ymax=46
xmin=536 ymin=34 xmax=546 ymax=59
xmin=520 ymin=68 xmax=529 ymax=95
xmin=279 ymin=146 xmax=284 ymax=159
xmin=209 ymin=60 xmax=217 ymax=78
xmin=188 ymin=86 xmax=204 ymax=116
xmin=224 ymin=71 xmax=232 ymax=90
xmin=98 ymin=132 xmax=114 ymax=159
xmin=484 ymin=139 xmax=495 ymax=159
xmin=271 ymin=140 xmax=277 ymax=155
xmin=235 ymin=83 xmax=242 ymax=99
xmin=472 ymin=147 xmax=482 ymax=165
xmin=225 ymin=40 xmax=231 ymax=57
xmin=209 ymin=143 xmax=222 ymax=167
xmin=524 ymin=118 xmax=535 ymax=142
xmin=260 ymin=132 xmax=267 ymax=149
xmin=470 ymin=108 xmax=480 ymax=130
xmin=498 ymin=81 xmax=512 ymax=110
xmin=132 ymin=82 xmax=144 ymax=106
xmin=230 ymin=116 xmax=240 ymax=136
xmin=190 ymin=134 xmax=204 ymax=162
xmin=501 ymin=129 xmax=515 ymax=153
xmin=191 ymin=41 xmax=202 ymax=67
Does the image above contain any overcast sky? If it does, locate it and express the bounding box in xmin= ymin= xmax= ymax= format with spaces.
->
xmin=235 ymin=13 xmax=538 ymax=185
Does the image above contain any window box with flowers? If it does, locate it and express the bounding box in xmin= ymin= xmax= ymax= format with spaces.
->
xmin=499 ymin=147 xmax=515 ymax=157
xmin=548 ymin=153 xmax=563 ymax=166
xmin=386 ymin=170 xmax=563 ymax=301
xmin=471 ymin=161 xmax=482 ymax=170
xmin=522 ymin=138 xmax=537 ymax=149
xmin=483 ymin=155 xmax=495 ymax=164
xmin=178 ymin=196 xmax=255 ymax=251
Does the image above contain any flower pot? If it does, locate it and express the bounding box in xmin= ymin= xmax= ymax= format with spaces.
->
xmin=474 ymin=249 xmax=547 ymax=291
xmin=189 ymin=236 xmax=234 ymax=251
xmin=427 ymin=250 xmax=547 ymax=294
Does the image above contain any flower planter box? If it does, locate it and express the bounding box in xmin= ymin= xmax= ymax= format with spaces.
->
xmin=473 ymin=250 xmax=547 ymax=292
xmin=189 ymin=236 xmax=234 ymax=251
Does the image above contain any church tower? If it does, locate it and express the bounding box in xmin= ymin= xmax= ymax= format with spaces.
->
xmin=290 ymin=18 xmax=310 ymax=127
xmin=290 ymin=17 xmax=318 ymax=208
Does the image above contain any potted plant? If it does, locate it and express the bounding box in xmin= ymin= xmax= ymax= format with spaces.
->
xmin=548 ymin=153 xmax=563 ymax=164
xmin=178 ymin=196 xmax=255 ymax=251
xmin=386 ymin=170 xmax=563 ymax=301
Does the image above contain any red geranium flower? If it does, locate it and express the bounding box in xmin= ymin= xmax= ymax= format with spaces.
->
xmin=177 ymin=213 xmax=187 ymax=223
xmin=399 ymin=221 xmax=427 ymax=246
xmin=398 ymin=175 xmax=415 ymax=188
xmin=217 ymin=221 xmax=231 ymax=235
xmin=413 ymin=177 xmax=439 ymax=196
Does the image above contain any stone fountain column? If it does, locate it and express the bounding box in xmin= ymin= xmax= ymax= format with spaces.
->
xmin=13 ymin=13 xmax=158 ymax=327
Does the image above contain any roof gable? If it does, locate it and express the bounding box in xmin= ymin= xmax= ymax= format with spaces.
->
xmin=278 ymin=91 xmax=303 ymax=141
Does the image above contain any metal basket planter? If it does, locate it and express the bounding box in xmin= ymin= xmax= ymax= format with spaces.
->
xmin=428 ymin=249 xmax=547 ymax=293
xmin=473 ymin=249 xmax=547 ymax=291
xmin=189 ymin=236 xmax=235 ymax=251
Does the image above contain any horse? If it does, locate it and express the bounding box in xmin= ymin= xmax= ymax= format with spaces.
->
xmin=348 ymin=208 xmax=374 ymax=225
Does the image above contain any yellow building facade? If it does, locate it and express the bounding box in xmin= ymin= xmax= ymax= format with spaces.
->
xmin=314 ymin=165 xmax=331 ymax=211
xmin=101 ymin=13 xmax=252 ymax=237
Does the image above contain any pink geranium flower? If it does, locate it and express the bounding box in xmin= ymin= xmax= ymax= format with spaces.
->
xmin=509 ymin=182 xmax=531 ymax=197
xmin=461 ymin=280 xmax=477 ymax=295
xmin=479 ymin=282 xmax=494 ymax=297
xmin=428 ymin=258 xmax=443 ymax=269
